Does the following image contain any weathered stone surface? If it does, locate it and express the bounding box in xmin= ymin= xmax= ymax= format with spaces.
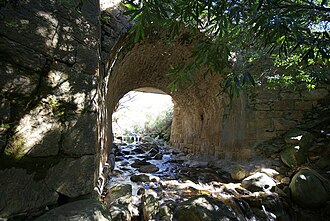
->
xmin=173 ymin=195 xmax=237 ymax=221
xmin=28 ymin=129 xmax=61 ymax=157
xmin=0 ymin=98 xmax=10 ymax=122
xmin=289 ymin=169 xmax=329 ymax=208
xmin=5 ymin=103 xmax=61 ymax=157
xmin=280 ymin=145 xmax=306 ymax=168
xmin=241 ymin=172 xmax=276 ymax=192
xmin=141 ymin=194 xmax=159 ymax=220
xmin=34 ymin=199 xmax=111 ymax=221
xmin=104 ymin=183 xmax=132 ymax=206
xmin=62 ymin=113 xmax=97 ymax=156
xmin=230 ymin=165 xmax=248 ymax=181
xmin=130 ymin=174 xmax=152 ymax=182
xmin=46 ymin=155 xmax=95 ymax=198
xmin=138 ymin=164 xmax=159 ymax=173
xmin=0 ymin=64 xmax=38 ymax=95
xmin=0 ymin=168 xmax=58 ymax=218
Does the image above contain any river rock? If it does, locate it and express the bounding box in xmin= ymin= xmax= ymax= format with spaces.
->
xmin=138 ymin=164 xmax=159 ymax=173
xmin=289 ymin=169 xmax=329 ymax=208
xmin=34 ymin=199 xmax=111 ymax=221
xmin=140 ymin=194 xmax=159 ymax=220
xmin=183 ymin=160 xmax=209 ymax=168
xmin=131 ymin=174 xmax=151 ymax=182
xmin=241 ymin=172 xmax=276 ymax=192
xmin=230 ymin=165 xmax=248 ymax=181
xmin=173 ymin=195 xmax=237 ymax=221
xmin=104 ymin=184 xmax=132 ymax=206
xmin=153 ymin=152 xmax=163 ymax=160
xmin=131 ymin=159 xmax=151 ymax=168
xmin=284 ymin=129 xmax=314 ymax=150
xmin=110 ymin=204 xmax=131 ymax=221
xmin=280 ymin=145 xmax=306 ymax=168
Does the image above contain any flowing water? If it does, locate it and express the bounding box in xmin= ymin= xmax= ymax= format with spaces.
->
xmin=102 ymin=142 xmax=290 ymax=221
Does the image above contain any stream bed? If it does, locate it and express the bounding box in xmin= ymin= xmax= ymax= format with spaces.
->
xmin=101 ymin=141 xmax=319 ymax=221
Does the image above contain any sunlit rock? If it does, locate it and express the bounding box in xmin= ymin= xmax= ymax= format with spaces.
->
xmin=230 ymin=165 xmax=248 ymax=181
xmin=241 ymin=172 xmax=276 ymax=192
xmin=173 ymin=195 xmax=237 ymax=221
xmin=5 ymin=99 xmax=61 ymax=157
xmin=104 ymin=183 xmax=132 ymax=207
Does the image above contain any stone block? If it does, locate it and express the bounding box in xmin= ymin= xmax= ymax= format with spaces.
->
xmin=255 ymin=103 xmax=272 ymax=111
xmin=295 ymin=101 xmax=316 ymax=110
xmin=273 ymin=118 xmax=297 ymax=131
xmin=62 ymin=113 xmax=97 ymax=156
xmin=273 ymin=100 xmax=295 ymax=110
xmin=302 ymin=88 xmax=329 ymax=101
xmin=28 ymin=129 xmax=61 ymax=157
xmin=0 ymin=168 xmax=58 ymax=218
xmin=279 ymin=91 xmax=301 ymax=100
xmin=46 ymin=155 xmax=95 ymax=198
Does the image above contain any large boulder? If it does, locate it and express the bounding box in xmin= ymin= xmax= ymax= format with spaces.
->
xmin=289 ymin=169 xmax=330 ymax=208
xmin=0 ymin=168 xmax=58 ymax=219
xmin=104 ymin=184 xmax=132 ymax=207
xmin=173 ymin=195 xmax=237 ymax=221
xmin=34 ymin=199 xmax=111 ymax=221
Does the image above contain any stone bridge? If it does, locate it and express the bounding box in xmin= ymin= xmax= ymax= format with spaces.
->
xmin=0 ymin=0 xmax=329 ymax=218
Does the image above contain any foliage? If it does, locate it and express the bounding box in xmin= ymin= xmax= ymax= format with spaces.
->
xmin=123 ymin=0 xmax=330 ymax=94
xmin=124 ymin=106 xmax=173 ymax=141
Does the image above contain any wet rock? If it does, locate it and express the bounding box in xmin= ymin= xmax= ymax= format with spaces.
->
xmin=183 ymin=160 xmax=209 ymax=168
xmin=138 ymin=164 xmax=159 ymax=173
xmin=280 ymin=145 xmax=306 ymax=168
xmin=140 ymin=142 xmax=159 ymax=151
xmin=104 ymin=184 xmax=132 ymax=207
xmin=173 ymin=195 xmax=237 ymax=221
xmin=241 ymin=172 xmax=276 ymax=192
xmin=230 ymin=165 xmax=248 ymax=181
xmin=131 ymin=147 xmax=145 ymax=154
xmin=131 ymin=159 xmax=151 ymax=168
xmin=34 ymin=199 xmax=111 ymax=221
xmin=147 ymin=147 xmax=160 ymax=157
xmin=289 ymin=169 xmax=329 ymax=208
xmin=140 ymin=194 xmax=159 ymax=220
xmin=159 ymin=205 xmax=172 ymax=217
xmin=153 ymin=152 xmax=163 ymax=160
xmin=110 ymin=204 xmax=131 ymax=221
xmin=131 ymin=174 xmax=151 ymax=182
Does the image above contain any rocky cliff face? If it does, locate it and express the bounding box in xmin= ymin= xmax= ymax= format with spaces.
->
xmin=0 ymin=0 xmax=100 ymax=219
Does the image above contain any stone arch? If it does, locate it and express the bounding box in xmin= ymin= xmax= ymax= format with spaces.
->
xmin=102 ymin=37 xmax=235 ymax=166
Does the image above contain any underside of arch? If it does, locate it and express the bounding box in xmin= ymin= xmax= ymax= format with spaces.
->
xmin=103 ymin=37 xmax=252 ymax=163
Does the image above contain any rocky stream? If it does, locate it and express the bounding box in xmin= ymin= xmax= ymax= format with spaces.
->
xmin=101 ymin=130 xmax=330 ymax=221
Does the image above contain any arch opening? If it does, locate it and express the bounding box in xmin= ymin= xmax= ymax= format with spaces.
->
xmin=112 ymin=88 xmax=174 ymax=145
